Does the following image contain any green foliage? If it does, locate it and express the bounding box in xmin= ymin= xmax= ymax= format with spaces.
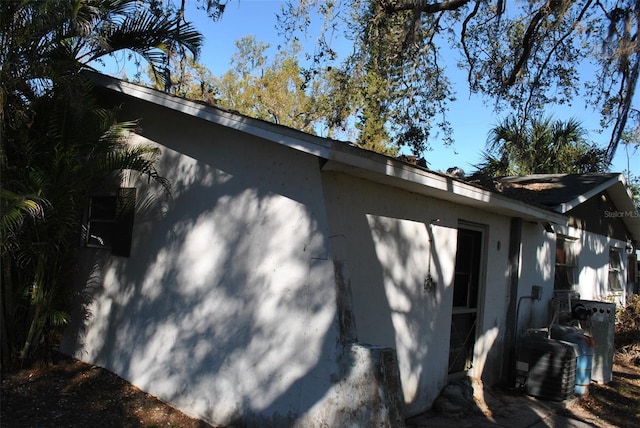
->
xmin=0 ymin=190 xmax=48 ymax=252
xmin=1 ymin=0 xmax=196 ymax=369
xmin=214 ymin=36 xmax=320 ymax=132
xmin=624 ymin=170 xmax=640 ymax=209
xmin=271 ymin=0 xmax=639 ymax=163
xmin=2 ymin=82 xmax=169 ymax=368
xmin=472 ymin=115 xmax=609 ymax=177
xmin=156 ymin=36 xmax=398 ymax=153
xmin=616 ymin=294 xmax=640 ymax=365
xmin=354 ymin=69 xmax=395 ymax=155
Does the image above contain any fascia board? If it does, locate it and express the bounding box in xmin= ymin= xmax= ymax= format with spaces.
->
xmin=551 ymin=173 xmax=639 ymax=241
xmin=323 ymin=147 xmax=568 ymax=225
xmin=89 ymin=73 xmax=570 ymax=227
xmin=606 ymin=178 xmax=640 ymax=241
xmin=552 ymin=174 xmax=624 ymax=213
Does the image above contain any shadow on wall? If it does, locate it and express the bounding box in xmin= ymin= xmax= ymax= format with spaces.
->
xmin=365 ymin=214 xmax=449 ymax=412
xmin=515 ymin=223 xmax=554 ymax=336
xmin=578 ymin=231 xmax=625 ymax=304
xmin=319 ymin=171 xmax=459 ymax=417
xmin=63 ymin=122 xmax=404 ymax=426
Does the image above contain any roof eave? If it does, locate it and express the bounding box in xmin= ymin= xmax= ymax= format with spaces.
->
xmin=604 ymin=177 xmax=640 ymax=242
xmin=552 ymin=174 xmax=640 ymax=242
xmin=90 ymin=72 xmax=568 ymax=226
xmin=87 ymin=71 xmax=336 ymax=159
xmin=323 ymin=144 xmax=569 ymax=225
xmin=552 ymin=174 xmax=624 ymax=213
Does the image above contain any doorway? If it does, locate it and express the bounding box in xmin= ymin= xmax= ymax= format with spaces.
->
xmin=448 ymin=224 xmax=485 ymax=374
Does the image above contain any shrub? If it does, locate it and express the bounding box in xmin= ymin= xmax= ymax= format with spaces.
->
xmin=616 ymin=295 xmax=640 ymax=365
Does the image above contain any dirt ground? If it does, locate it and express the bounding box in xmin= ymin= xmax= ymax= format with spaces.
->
xmin=1 ymin=353 xmax=639 ymax=427
xmin=561 ymin=354 xmax=640 ymax=428
xmin=1 ymin=353 xmax=214 ymax=428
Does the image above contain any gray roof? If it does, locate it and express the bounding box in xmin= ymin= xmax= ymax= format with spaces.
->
xmin=497 ymin=173 xmax=640 ymax=241
xmin=497 ymin=173 xmax=620 ymax=209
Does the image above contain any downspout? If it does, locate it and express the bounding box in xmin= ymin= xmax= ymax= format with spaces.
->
xmin=502 ymin=217 xmax=522 ymax=387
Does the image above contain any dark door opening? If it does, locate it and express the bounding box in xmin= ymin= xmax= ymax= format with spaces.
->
xmin=449 ymin=226 xmax=484 ymax=374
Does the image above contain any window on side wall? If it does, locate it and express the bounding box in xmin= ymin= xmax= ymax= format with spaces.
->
xmin=554 ymin=236 xmax=577 ymax=291
xmin=608 ymin=247 xmax=624 ymax=292
xmin=86 ymin=188 xmax=136 ymax=257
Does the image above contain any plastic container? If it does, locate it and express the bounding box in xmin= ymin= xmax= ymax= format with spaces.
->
xmin=550 ymin=325 xmax=595 ymax=395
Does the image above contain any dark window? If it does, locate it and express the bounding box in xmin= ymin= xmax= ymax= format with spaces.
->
xmin=87 ymin=195 xmax=117 ymax=248
xmin=554 ymin=237 xmax=577 ymax=291
xmin=86 ymin=188 xmax=136 ymax=257
xmin=609 ymin=247 xmax=623 ymax=292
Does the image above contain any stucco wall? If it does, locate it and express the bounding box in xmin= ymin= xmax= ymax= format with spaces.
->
xmin=62 ymin=98 xmax=404 ymax=426
xmin=510 ymin=220 xmax=630 ymax=337
xmin=509 ymin=219 xmax=630 ymax=343
xmin=555 ymin=225 xmax=629 ymax=306
xmin=516 ymin=222 xmax=556 ymax=333
xmin=321 ymin=171 xmax=513 ymax=416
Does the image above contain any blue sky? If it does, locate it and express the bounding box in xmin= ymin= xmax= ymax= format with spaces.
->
xmin=103 ymin=0 xmax=639 ymax=177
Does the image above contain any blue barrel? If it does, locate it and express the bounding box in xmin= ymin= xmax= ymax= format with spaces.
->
xmin=550 ymin=325 xmax=595 ymax=395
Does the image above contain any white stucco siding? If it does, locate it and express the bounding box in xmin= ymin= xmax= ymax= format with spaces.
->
xmin=516 ymin=222 xmax=556 ymax=333
xmin=554 ymin=226 xmax=629 ymax=305
xmin=321 ymin=171 xmax=512 ymax=416
xmin=515 ymin=223 xmax=629 ymax=332
xmin=365 ymin=214 xmax=454 ymax=407
xmin=63 ymin=113 xmax=344 ymax=425
xmin=468 ymin=217 xmax=510 ymax=386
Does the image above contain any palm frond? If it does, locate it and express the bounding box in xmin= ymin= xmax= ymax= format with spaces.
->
xmin=0 ymin=189 xmax=49 ymax=242
xmin=97 ymin=119 xmax=138 ymax=146
xmin=47 ymin=309 xmax=70 ymax=328
xmin=95 ymin=144 xmax=171 ymax=194
xmin=85 ymin=9 xmax=202 ymax=71
xmin=471 ymin=150 xmax=511 ymax=179
xmin=1 ymin=0 xmax=189 ymax=367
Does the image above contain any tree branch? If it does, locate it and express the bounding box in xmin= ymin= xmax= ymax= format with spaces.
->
xmin=381 ymin=0 xmax=472 ymax=14
xmin=532 ymin=0 xmax=593 ymax=85
xmin=506 ymin=5 xmax=548 ymax=86
xmin=460 ymin=1 xmax=481 ymax=86
xmin=607 ymin=49 xmax=639 ymax=163
xmin=518 ymin=0 xmax=594 ymax=120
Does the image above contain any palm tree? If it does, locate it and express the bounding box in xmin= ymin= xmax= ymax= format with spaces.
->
xmin=1 ymin=0 xmax=202 ymax=369
xmin=472 ymin=115 xmax=608 ymax=178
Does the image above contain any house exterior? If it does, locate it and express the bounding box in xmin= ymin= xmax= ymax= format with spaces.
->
xmin=498 ymin=174 xmax=639 ymax=308
xmin=61 ymin=73 xmax=640 ymax=426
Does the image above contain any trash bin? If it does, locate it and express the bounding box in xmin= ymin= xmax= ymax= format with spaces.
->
xmin=550 ymin=325 xmax=594 ymax=395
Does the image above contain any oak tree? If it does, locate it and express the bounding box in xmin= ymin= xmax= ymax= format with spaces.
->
xmin=267 ymin=0 xmax=639 ymax=163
